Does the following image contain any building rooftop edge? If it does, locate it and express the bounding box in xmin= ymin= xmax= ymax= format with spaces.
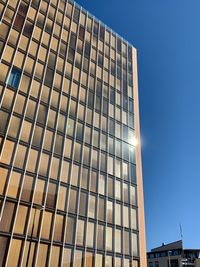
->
xmin=70 ymin=0 xmax=137 ymax=49
xmin=147 ymin=240 xmax=200 ymax=254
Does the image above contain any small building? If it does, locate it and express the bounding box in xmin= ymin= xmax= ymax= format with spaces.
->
xmin=147 ymin=240 xmax=200 ymax=267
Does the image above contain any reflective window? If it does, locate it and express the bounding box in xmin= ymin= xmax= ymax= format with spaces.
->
xmin=7 ymin=68 xmax=21 ymax=88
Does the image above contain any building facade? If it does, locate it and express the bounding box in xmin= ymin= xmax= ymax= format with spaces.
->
xmin=0 ymin=0 xmax=146 ymax=266
xmin=147 ymin=240 xmax=200 ymax=267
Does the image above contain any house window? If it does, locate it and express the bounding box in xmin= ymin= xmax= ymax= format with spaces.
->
xmin=7 ymin=68 xmax=21 ymax=88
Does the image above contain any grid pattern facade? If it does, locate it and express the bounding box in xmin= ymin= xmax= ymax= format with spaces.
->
xmin=0 ymin=0 xmax=141 ymax=266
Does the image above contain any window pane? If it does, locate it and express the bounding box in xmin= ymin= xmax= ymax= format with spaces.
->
xmin=49 ymin=246 xmax=60 ymax=267
xmin=65 ymin=217 xmax=75 ymax=244
xmin=6 ymin=171 xmax=21 ymax=198
xmin=1 ymin=140 xmax=15 ymax=165
xmin=37 ymin=243 xmax=48 ymax=266
xmin=74 ymin=250 xmax=82 ymax=267
xmin=7 ymin=68 xmax=21 ymax=88
xmin=87 ymin=222 xmax=94 ymax=247
xmin=0 ymin=201 xmax=15 ymax=232
xmin=76 ymin=220 xmax=85 ymax=246
xmin=14 ymin=205 xmax=28 ymax=234
xmin=6 ymin=239 xmax=22 ymax=267
xmin=0 ymin=237 xmax=9 ymax=267
xmin=41 ymin=211 xmax=53 ymax=240
xmin=54 ymin=214 xmax=64 ymax=242
xmin=62 ymin=248 xmax=72 ymax=267
xmin=21 ymin=175 xmax=34 ymax=202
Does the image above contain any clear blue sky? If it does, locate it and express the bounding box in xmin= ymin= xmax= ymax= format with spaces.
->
xmin=75 ymin=0 xmax=200 ymax=251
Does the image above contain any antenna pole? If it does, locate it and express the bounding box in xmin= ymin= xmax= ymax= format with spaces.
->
xmin=180 ymin=223 xmax=183 ymax=246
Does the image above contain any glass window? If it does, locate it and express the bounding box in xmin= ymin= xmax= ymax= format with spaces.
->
xmin=49 ymin=246 xmax=60 ymax=267
xmin=90 ymin=171 xmax=97 ymax=192
xmin=62 ymin=248 xmax=72 ymax=267
xmin=41 ymin=211 xmax=53 ymax=240
xmin=115 ymin=229 xmax=121 ymax=253
xmin=87 ymin=222 xmax=94 ymax=247
xmin=85 ymin=252 xmax=93 ymax=267
xmin=74 ymin=142 xmax=81 ymax=162
xmin=131 ymin=208 xmax=137 ymax=230
xmin=26 ymin=149 xmax=38 ymax=173
xmin=25 ymin=99 xmax=37 ymax=120
xmin=96 ymin=224 xmax=104 ymax=250
xmin=60 ymin=161 xmax=70 ymax=183
xmin=37 ymin=105 xmax=47 ymax=125
xmin=65 ymin=217 xmax=75 ymax=244
xmin=1 ymin=88 xmax=15 ymax=110
xmin=68 ymin=189 xmax=77 ymax=213
xmin=95 ymin=254 xmax=103 ymax=267
xmin=7 ymin=116 xmax=21 ymax=138
xmin=64 ymin=139 xmax=73 ymax=159
xmin=39 ymin=153 xmax=50 ymax=176
xmin=46 ymin=182 xmax=57 ymax=208
xmin=14 ymin=94 xmax=26 ymax=115
xmin=0 ymin=111 xmax=9 ymax=134
xmin=0 ymin=62 xmax=9 ymax=82
xmin=124 ymin=230 xmax=130 ymax=255
xmin=20 ymin=121 xmax=32 ymax=143
xmin=132 ymin=233 xmax=138 ymax=256
xmin=57 ymin=185 xmax=67 ymax=212
xmin=107 ymin=177 xmax=114 ymax=198
xmin=76 ymin=220 xmax=85 ymax=246
xmin=33 ymin=178 xmax=45 ymax=205
xmin=70 ymin=163 xmax=79 ymax=186
xmin=0 ymin=201 xmax=15 ymax=232
xmin=7 ymin=171 xmax=21 ymax=198
xmin=28 ymin=208 xmax=41 ymax=238
xmin=14 ymin=144 xmax=27 ymax=169
xmin=81 ymin=168 xmax=89 ymax=190
xmin=133 ymin=261 xmax=139 ymax=267
xmin=0 ymin=237 xmax=9 ymax=267
xmin=88 ymin=195 xmax=96 ymax=219
xmin=115 ymin=203 xmax=121 ymax=226
xmin=1 ymin=140 xmax=15 ymax=165
xmin=0 ymin=168 xmax=8 ymax=195
xmin=123 ymin=206 xmax=129 ymax=228
xmin=76 ymin=122 xmax=84 ymax=141
xmin=107 ymin=200 xmax=113 ymax=224
xmin=44 ymin=67 xmax=54 ymax=87
xmin=32 ymin=126 xmax=43 ymax=147
xmin=98 ymin=174 xmax=105 ymax=195
xmin=7 ymin=68 xmax=21 ymax=88
xmin=115 ymin=258 xmax=122 ymax=267
xmin=43 ymin=130 xmax=54 ymax=151
xmin=21 ymin=175 xmax=34 ymax=202
xmin=78 ymin=190 xmax=87 ymax=216
xmin=122 ymin=182 xmax=129 ymax=203
xmin=54 ymin=214 xmax=64 ymax=242
xmin=50 ymin=157 xmax=60 ymax=180
xmin=98 ymin=197 xmax=105 ymax=221
xmin=106 ymin=227 xmax=113 ymax=251
xmin=74 ymin=250 xmax=82 ymax=267
xmin=37 ymin=243 xmax=48 ymax=266
xmin=67 ymin=119 xmax=75 ymax=137
xmin=14 ymin=205 xmax=28 ymax=234
xmin=6 ymin=239 xmax=22 ymax=267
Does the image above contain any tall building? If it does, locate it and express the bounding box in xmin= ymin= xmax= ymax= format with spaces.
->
xmin=0 ymin=0 xmax=146 ymax=266
xmin=147 ymin=240 xmax=200 ymax=267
